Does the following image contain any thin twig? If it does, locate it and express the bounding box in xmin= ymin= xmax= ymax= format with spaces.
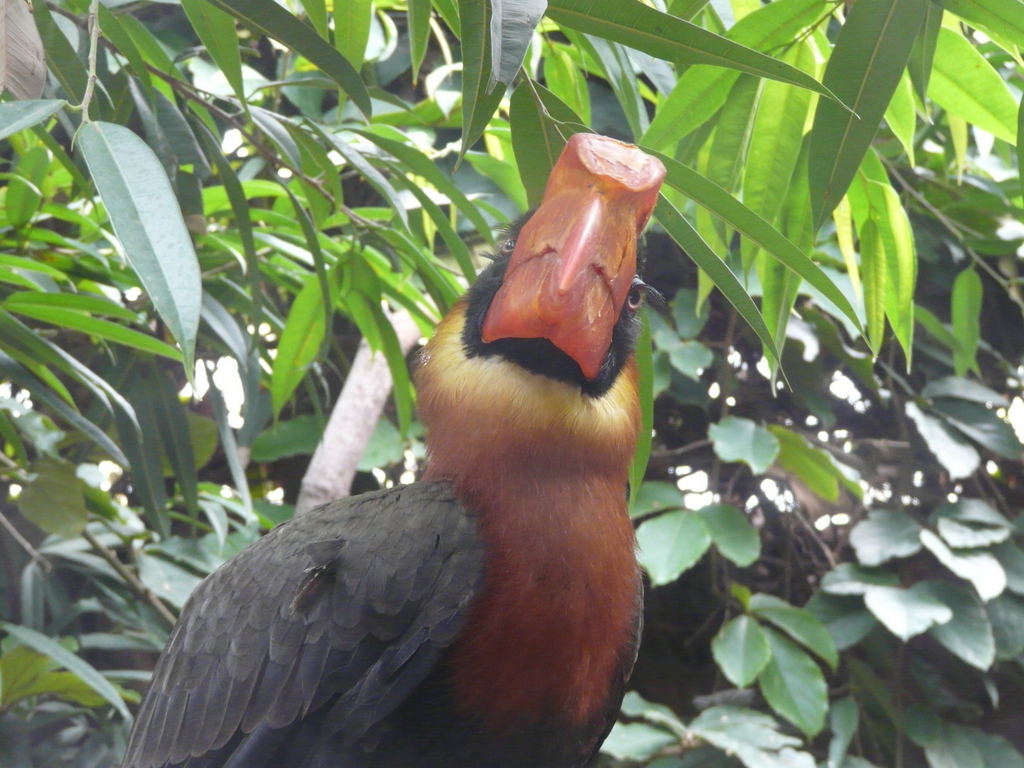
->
xmin=81 ymin=528 xmax=177 ymax=627
xmin=0 ymin=510 xmax=50 ymax=569
xmin=78 ymin=0 xmax=101 ymax=123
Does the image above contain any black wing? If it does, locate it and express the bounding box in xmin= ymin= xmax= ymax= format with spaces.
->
xmin=122 ymin=482 xmax=483 ymax=768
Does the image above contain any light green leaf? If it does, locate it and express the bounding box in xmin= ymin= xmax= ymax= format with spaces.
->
xmin=863 ymin=582 xmax=953 ymax=640
xmin=509 ymin=82 xmax=569 ymax=208
xmin=630 ymin=481 xmax=684 ymax=519
xmin=933 ymin=499 xmax=1012 ymax=549
xmin=698 ymin=504 xmax=760 ymax=566
xmin=951 ymin=268 xmax=982 ymax=377
xmin=758 ymin=627 xmax=828 ymax=737
xmin=806 ymin=592 xmax=879 ymax=650
xmin=636 ymin=509 xmax=712 ymax=586
xmin=769 ymin=425 xmax=844 ymax=502
xmin=708 ymin=416 xmax=779 ymax=475
xmin=932 ymin=398 xmax=1023 ymax=461
xmin=78 ymin=122 xmax=200 ymax=378
xmin=712 ymin=614 xmax=771 ymax=687
xmin=409 ymin=0 xmax=434 ymax=83
xmin=925 ymin=580 xmax=995 ymax=670
xmin=270 ymin=276 xmax=328 ymax=417
xmin=885 ymin=69 xmax=916 ymax=165
xmin=849 ymin=509 xmax=923 ymax=566
xmin=335 ymin=0 xmax=372 ymax=66
xmin=943 ymin=0 xmax=1024 ymax=53
xmin=749 ymin=593 xmax=838 ymax=670
xmin=631 ymin=309 xmax=654 ymax=508
xmin=828 ymin=698 xmax=860 ymax=768
xmin=821 ymin=562 xmax=900 ymax=595
xmin=920 ymin=528 xmax=1007 ymax=601
xmin=922 ymin=376 xmax=1008 ymax=406
xmin=908 ymin=0 xmax=942 ymax=103
xmin=905 ymin=401 xmax=980 ymax=480
xmin=0 ymin=622 xmax=132 ymax=723
xmin=928 ymin=26 xmax=1017 ymax=144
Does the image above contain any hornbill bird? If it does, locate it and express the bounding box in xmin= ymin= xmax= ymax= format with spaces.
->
xmin=122 ymin=134 xmax=667 ymax=768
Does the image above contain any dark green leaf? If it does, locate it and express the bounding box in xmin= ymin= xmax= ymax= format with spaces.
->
xmin=15 ymin=456 xmax=87 ymax=537
xmin=932 ymin=398 xmax=1023 ymax=461
xmin=251 ymin=415 xmax=324 ymax=462
xmin=808 ymin=0 xmax=927 ymax=228
xmin=924 ymin=581 xmax=994 ymax=670
xmin=951 ymin=268 xmax=982 ymax=377
xmin=31 ymin=0 xmax=88 ymax=105
xmin=182 ymin=0 xmax=246 ymax=106
xmin=908 ymin=0 xmax=942 ymax=103
xmin=986 ymin=592 xmax=1024 ymax=660
xmin=631 ymin=309 xmax=654 ymax=507
xmin=510 ymin=82 xmax=570 ymax=208
xmin=489 ymin=0 xmax=545 ymax=87
xmin=905 ymin=401 xmax=980 ymax=480
xmin=458 ymin=0 xmax=505 ymax=159
xmin=806 ymin=592 xmax=878 ymax=650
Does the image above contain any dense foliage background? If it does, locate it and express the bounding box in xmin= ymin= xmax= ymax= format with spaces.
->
xmin=2 ymin=0 xmax=1024 ymax=765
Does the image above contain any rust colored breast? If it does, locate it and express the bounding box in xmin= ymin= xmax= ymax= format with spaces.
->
xmin=444 ymin=473 xmax=640 ymax=727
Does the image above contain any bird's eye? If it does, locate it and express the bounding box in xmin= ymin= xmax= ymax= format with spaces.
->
xmin=627 ymin=280 xmax=645 ymax=312
xmin=500 ymin=237 xmax=516 ymax=255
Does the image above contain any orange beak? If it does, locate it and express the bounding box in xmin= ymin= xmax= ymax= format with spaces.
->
xmin=481 ymin=134 xmax=666 ymax=380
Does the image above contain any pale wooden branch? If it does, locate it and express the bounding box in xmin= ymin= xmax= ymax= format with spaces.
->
xmin=295 ymin=309 xmax=422 ymax=515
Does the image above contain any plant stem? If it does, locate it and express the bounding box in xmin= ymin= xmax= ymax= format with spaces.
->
xmin=79 ymin=0 xmax=101 ymax=124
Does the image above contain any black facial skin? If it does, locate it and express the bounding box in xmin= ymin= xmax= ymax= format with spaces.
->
xmin=460 ymin=237 xmax=645 ymax=399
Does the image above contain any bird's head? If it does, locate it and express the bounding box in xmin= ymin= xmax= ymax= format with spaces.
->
xmin=417 ymin=135 xmax=665 ymax=485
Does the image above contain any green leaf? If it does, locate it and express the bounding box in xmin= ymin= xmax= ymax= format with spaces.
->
xmin=859 ymin=218 xmax=885 ymax=355
xmin=923 ymin=376 xmax=1008 ymax=406
xmin=631 ymin=309 xmax=654 ymax=507
xmin=636 ymin=509 xmax=712 ymax=586
xmin=0 ymin=100 xmax=65 ymax=142
xmin=885 ymin=69 xmax=916 ymax=165
xmin=920 ymin=529 xmax=1006 ymax=601
xmin=992 ymin=541 xmax=1024 ymax=595
xmin=821 ymin=562 xmax=900 ymax=595
xmin=547 ymin=0 xmax=838 ymax=102
xmin=928 ymin=26 xmax=1018 ymax=144
xmin=409 ymin=0 xmax=433 ymax=83
xmin=951 ymin=268 xmax=982 ymax=376
xmin=335 ymin=0 xmax=372 ymax=67
xmin=905 ymin=401 xmax=980 ymax=480
xmin=630 ymin=481 xmax=684 ymax=518
xmin=653 ymin=197 xmax=779 ymax=362
xmin=933 ymin=499 xmax=1012 ymax=548
xmin=741 ymin=40 xmax=815 ymax=268
xmin=271 ymin=275 xmax=328 ymax=417
xmin=300 ymin=0 xmax=328 ymax=38
xmin=150 ymin=368 xmax=199 ymax=516
xmin=943 ymin=0 xmax=1024 ymax=52
xmin=250 ymin=415 xmax=324 ymax=462
xmin=6 ymin=146 xmax=49 ymax=228
xmin=643 ymin=0 xmax=825 ymax=150
xmin=15 ymin=456 xmax=88 ymax=538
xmin=863 ymin=581 xmax=953 ymax=641
xmin=749 ymin=593 xmax=838 ymax=670
xmin=933 ymin=398 xmax=1023 ymax=461
xmin=806 ymin=592 xmax=879 ymax=650
xmin=708 ymin=416 xmax=779 ymax=475
xmin=203 ymin=0 xmax=371 ymax=117
xmin=649 ymin=148 xmax=864 ymax=335
xmin=458 ymin=0 xmax=505 ymax=159
xmin=7 ymin=304 xmax=182 ymax=361
xmin=828 ymin=698 xmax=860 ymax=768
xmin=698 ymin=504 xmax=760 ymax=566
xmin=758 ymin=627 xmax=828 ymax=737
xmin=768 ymin=425 xmax=843 ymax=502
xmin=689 ymin=706 xmax=808 ymax=767
xmin=543 ymin=45 xmax=590 ymax=124
xmin=0 ymin=622 xmax=132 ymax=723
xmin=181 ymin=0 xmax=246 ymax=106
xmin=78 ymin=122 xmax=200 ymax=379
xmin=489 ymin=0 xmax=545 ymax=87
xmin=509 ymin=82 xmax=569 ymax=208
xmin=31 ymin=0 xmax=88 ymax=105
xmin=357 ymin=418 xmax=405 ymax=470
xmin=849 ymin=509 xmax=923 ymax=566
xmin=712 ymin=615 xmax=771 ymax=687
xmin=986 ymin=592 xmax=1024 ymax=660
xmin=908 ymin=0 xmax=942 ymax=103
xmin=808 ymin=0 xmax=928 ymax=228
xmin=925 ymin=580 xmax=995 ymax=670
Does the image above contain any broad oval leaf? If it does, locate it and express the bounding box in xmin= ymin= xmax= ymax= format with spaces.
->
xmin=78 ymin=122 xmax=201 ymax=377
xmin=749 ymin=593 xmax=838 ymax=670
xmin=0 ymin=99 xmax=64 ymax=143
xmin=698 ymin=503 xmax=760 ymax=566
xmin=925 ymin=580 xmax=995 ymax=670
xmin=849 ymin=509 xmax=923 ymax=567
xmin=708 ymin=416 xmax=779 ymax=475
xmin=712 ymin=615 xmax=771 ymax=687
xmin=920 ymin=529 xmax=1007 ymax=601
xmin=863 ymin=582 xmax=953 ymax=640
xmin=636 ymin=509 xmax=712 ymax=586
xmin=758 ymin=627 xmax=828 ymax=737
